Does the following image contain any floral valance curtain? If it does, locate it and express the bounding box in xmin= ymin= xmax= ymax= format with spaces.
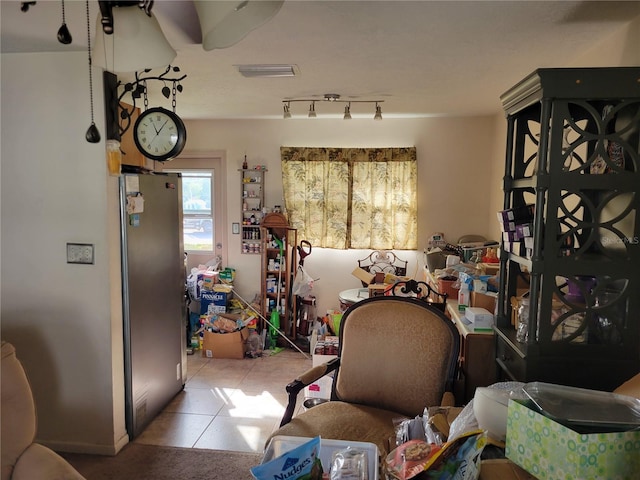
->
xmin=281 ymin=147 xmax=417 ymax=250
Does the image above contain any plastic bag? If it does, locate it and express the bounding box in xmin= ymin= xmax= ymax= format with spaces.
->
xmin=251 ymin=436 xmax=323 ymax=480
xmin=292 ymin=264 xmax=314 ymax=296
xmin=330 ymin=447 xmax=368 ymax=480
xmin=421 ymin=430 xmax=487 ymax=479
xmin=394 ymin=416 xmax=426 ymax=446
xmin=447 ymin=401 xmax=478 ymax=443
xmin=385 ymin=440 xmax=442 ymax=480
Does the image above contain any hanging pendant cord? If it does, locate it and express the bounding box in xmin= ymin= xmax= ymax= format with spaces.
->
xmin=84 ymin=0 xmax=100 ymax=142
xmin=86 ymin=1 xmax=96 ymax=129
xmin=143 ymin=80 xmax=149 ymax=112
xmin=86 ymin=0 xmax=95 ymax=125
xmin=172 ymin=81 xmax=177 ymax=113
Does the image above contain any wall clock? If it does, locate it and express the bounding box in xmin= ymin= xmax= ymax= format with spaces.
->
xmin=133 ymin=107 xmax=187 ymax=162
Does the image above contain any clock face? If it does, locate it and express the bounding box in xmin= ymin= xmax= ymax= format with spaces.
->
xmin=133 ymin=107 xmax=186 ymax=161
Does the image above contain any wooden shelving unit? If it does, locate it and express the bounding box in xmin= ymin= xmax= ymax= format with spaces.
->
xmin=260 ymin=213 xmax=297 ymax=341
xmin=240 ymin=168 xmax=266 ymax=254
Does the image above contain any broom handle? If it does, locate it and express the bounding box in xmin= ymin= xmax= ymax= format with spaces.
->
xmin=231 ymin=287 xmax=309 ymax=358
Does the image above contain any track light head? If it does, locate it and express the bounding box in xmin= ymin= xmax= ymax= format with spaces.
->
xmin=344 ymin=103 xmax=352 ymax=120
xmin=283 ymin=102 xmax=291 ymax=119
xmin=308 ymin=102 xmax=317 ymax=118
xmin=374 ymin=103 xmax=383 ymax=120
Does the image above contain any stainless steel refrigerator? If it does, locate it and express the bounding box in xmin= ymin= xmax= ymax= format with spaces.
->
xmin=119 ymin=172 xmax=187 ymax=439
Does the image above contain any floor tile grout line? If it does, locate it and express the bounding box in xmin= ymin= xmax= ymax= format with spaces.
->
xmin=190 ymin=414 xmax=216 ymax=448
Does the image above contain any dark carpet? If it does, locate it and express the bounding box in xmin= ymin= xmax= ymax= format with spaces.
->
xmin=61 ymin=443 xmax=263 ymax=480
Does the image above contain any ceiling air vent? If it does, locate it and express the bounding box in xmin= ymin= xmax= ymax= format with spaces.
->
xmin=236 ymin=64 xmax=298 ymax=78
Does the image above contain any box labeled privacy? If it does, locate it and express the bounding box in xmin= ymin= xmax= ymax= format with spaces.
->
xmin=506 ymin=399 xmax=640 ymax=479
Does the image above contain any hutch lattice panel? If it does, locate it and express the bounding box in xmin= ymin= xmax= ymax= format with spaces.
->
xmin=496 ymin=67 xmax=640 ymax=391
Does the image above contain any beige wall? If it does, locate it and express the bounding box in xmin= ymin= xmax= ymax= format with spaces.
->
xmin=1 ymin=52 xmax=128 ymax=454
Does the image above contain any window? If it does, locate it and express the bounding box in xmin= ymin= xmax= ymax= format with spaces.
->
xmin=281 ymin=147 xmax=417 ymax=250
xmin=180 ymin=171 xmax=214 ymax=252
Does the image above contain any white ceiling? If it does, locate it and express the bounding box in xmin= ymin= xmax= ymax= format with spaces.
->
xmin=2 ymin=1 xmax=639 ymax=120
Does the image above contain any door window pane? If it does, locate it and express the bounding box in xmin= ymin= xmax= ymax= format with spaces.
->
xmin=181 ymin=172 xmax=213 ymax=252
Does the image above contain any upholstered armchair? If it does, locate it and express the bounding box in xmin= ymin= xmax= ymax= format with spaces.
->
xmin=268 ymin=295 xmax=460 ymax=457
xmin=1 ymin=341 xmax=86 ymax=480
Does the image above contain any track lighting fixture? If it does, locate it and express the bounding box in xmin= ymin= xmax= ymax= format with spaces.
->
xmin=282 ymin=94 xmax=384 ymax=119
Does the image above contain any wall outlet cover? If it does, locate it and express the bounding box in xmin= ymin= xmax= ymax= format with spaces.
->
xmin=67 ymin=243 xmax=94 ymax=264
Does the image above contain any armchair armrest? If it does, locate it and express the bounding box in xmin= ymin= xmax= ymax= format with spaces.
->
xmin=279 ymin=357 xmax=340 ymax=427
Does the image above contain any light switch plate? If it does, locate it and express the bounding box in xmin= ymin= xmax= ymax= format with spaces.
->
xmin=67 ymin=243 xmax=94 ymax=264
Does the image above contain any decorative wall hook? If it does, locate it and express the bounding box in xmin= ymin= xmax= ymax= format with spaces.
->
xmin=103 ymin=65 xmax=187 ymax=141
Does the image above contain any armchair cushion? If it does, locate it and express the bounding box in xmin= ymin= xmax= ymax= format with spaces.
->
xmin=13 ymin=444 xmax=86 ymax=480
xmin=1 ymin=342 xmax=37 ymax=480
xmin=274 ymin=402 xmax=400 ymax=456
xmin=1 ymin=342 xmax=86 ymax=480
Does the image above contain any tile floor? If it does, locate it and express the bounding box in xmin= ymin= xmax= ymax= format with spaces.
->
xmin=133 ymin=347 xmax=312 ymax=454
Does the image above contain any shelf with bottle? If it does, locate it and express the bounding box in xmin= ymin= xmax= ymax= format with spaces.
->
xmin=495 ymin=67 xmax=640 ymax=392
xmin=242 ymin=210 xmax=264 ymax=225
xmin=240 ymin=164 xmax=267 ymax=254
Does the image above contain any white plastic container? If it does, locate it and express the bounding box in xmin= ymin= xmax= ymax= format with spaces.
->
xmin=262 ymin=435 xmax=379 ymax=480
xmin=457 ymin=282 xmax=470 ymax=311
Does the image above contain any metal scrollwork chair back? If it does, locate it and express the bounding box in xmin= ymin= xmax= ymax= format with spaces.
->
xmin=357 ymin=250 xmax=408 ymax=286
xmin=388 ymin=279 xmax=448 ymax=312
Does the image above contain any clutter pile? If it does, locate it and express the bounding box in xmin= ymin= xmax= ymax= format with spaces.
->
xmin=422 ymin=233 xmax=502 ymax=319
xmin=186 ymin=262 xmax=263 ymax=359
xmin=351 ymin=267 xmax=412 ymax=300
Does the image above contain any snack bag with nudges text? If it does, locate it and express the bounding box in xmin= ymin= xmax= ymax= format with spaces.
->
xmin=251 ymin=436 xmax=323 ymax=480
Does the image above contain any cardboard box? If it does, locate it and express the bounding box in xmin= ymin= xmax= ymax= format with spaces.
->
xmin=479 ymin=459 xmax=536 ymax=480
xmin=614 ymin=372 xmax=640 ymax=399
xmin=506 ymin=399 xmax=640 ymax=479
xmin=351 ymin=267 xmax=375 ymax=285
xmin=515 ymin=222 xmax=534 ymax=238
xmin=368 ymin=283 xmax=388 ymax=297
xmin=202 ymin=327 xmax=248 ymax=359
xmin=497 ymin=204 xmax=535 ymax=223
xmin=471 ymin=291 xmax=497 ymax=313
xmin=437 ymin=278 xmax=459 ymax=299
xmin=464 ymin=307 xmax=494 ymax=330
xmin=200 ymin=290 xmax=229 ymax=315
